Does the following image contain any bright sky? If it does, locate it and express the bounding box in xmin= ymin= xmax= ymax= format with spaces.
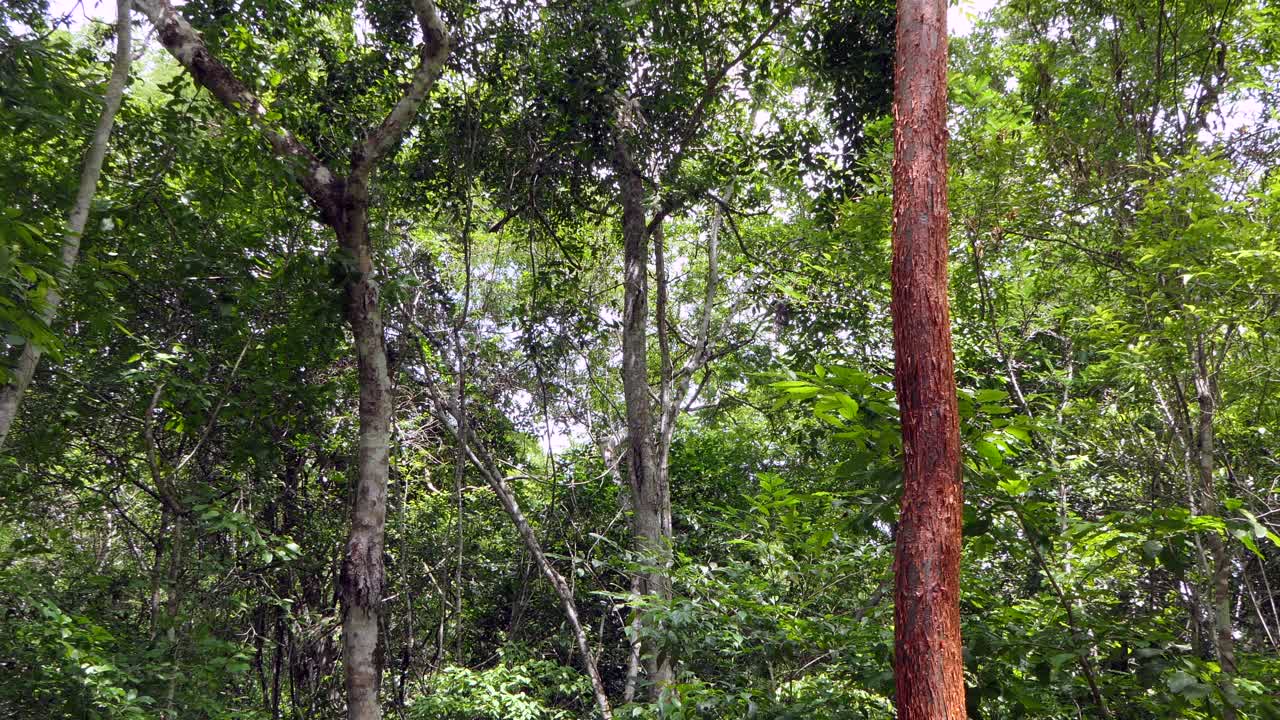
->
xmin=949 ymin=0 xmax=999 ymax=37
xmin=42 ymin=0 xmax=120 ymax=26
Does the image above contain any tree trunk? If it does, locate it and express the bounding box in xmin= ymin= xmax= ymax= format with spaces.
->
xmin=613 ymin=139 xmax=674 ymax=695
xmin=1192 ymin=337 xmax=1237 ymax=719
xmin=133 ymin=3 xmax=449 ymax=717
xmin=889 ymin=0 xmax=966 ymax=718
xmin=336 ymin=183 xmax=393 ymax=720
xmin=163 ymin=516 xmax=185 ymax=717
xmin=0 ymin=0 xmax=132 ymax=449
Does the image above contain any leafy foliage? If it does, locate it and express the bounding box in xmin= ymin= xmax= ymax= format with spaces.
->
xmin=1 ymin=0 xmax=1278 ymax=718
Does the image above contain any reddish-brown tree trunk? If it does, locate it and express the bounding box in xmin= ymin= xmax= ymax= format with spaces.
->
xmin=890 ymin=0 xmax=965 ymax=718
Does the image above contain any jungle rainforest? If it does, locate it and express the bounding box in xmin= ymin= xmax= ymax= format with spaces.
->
xmin=1 ymin=0 xmax=1278 ymax=717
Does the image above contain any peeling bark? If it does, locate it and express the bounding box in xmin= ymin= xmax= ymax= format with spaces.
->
xmin=890 ymin=0 xmax=966 ymax=718
xmin=336 ymin=204 xmax=393 ymax=720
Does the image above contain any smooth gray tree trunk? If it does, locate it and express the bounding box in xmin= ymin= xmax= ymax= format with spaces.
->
xmin=0 ymin=0 xmax=133 ymax=449
xmin=1193 ymin=336 xmax=1237 ymax=720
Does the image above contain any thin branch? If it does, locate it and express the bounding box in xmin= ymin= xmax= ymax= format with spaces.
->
xmin=0 ymin=0 xmax=134 ymax=449
xmin=173 ymin=337 xmax=251 ymax=474
xmin=143 ymin=381 xmax=166 ymax=498
xmin=1015 ymin=510 xmax=1112 ymax=718
xmin=420 ymin=378 xmax=614 ymax=720
xmin=660 ymin=182 xmax=731 ymax=454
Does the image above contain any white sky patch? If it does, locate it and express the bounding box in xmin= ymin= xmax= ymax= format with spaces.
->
xmin=46 ymin=0 xmax=124 ymax=27
xmin=949 ymin=0 xmax=998 ymax=37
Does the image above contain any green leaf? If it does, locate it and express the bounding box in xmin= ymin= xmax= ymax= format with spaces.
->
xmin=1049 ymin=652 xmax=1076 ymax=669
xmin=815 ymin=411 xmax=844 ymax=427
xmin=1232 ymin=529 xmax=1263 ymax=560
xmin=1166 ymin=671 xmax=1197 ymax=693
xmin=975 ymin=439 xmax=1003 ymax=467
xmin=837 ymin=394 xmax=859 ymax=419
xmin=1141 ymin=539 xmax=1162 ymax=561
xmin=1004 ymin=426 xmax=1031 ymax=442
xmin=975 ymin=388 xmax=1009 ymax=403
xmin=806 ymin=528 xmax=834 ymax=550
xmin=997 ymin=476 xmax=1029 ymax=495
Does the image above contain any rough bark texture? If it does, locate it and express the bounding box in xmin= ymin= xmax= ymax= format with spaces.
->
xmin=0 ymin=0 xmax=132 ymax=449
xmin=336 ymin=197 xmax=392 ymax=720
xmin=134 ymin=0 xmax=338 ymax=210
xmin=135 ymin=2 xmax=451 ymax=717
xmin=890 ymin=0 xmax=966 ymax=718
xmin=612 ymin=138 xmax=674 ymax=694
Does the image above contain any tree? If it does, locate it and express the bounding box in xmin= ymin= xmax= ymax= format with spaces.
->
xmin=889 ymin=0 xmax=965 ymax=718
xmin=608 ymin=4 xmax=790 ymax=694
xmin=0 ymin=0 xmax=132 ymax=448
xmin=129 ymin=1 xmax=450 ymax=717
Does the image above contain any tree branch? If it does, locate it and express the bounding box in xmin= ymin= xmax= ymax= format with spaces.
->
xmin=173 ymin=337 xmax=252 ymax=474
xmin=133 ymin=0 xmax=339 ymax=214
xmin=416 ymin=374 xmax=614 ymax=720
xmin=351 ymin=0 xmax=452 ymax=181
